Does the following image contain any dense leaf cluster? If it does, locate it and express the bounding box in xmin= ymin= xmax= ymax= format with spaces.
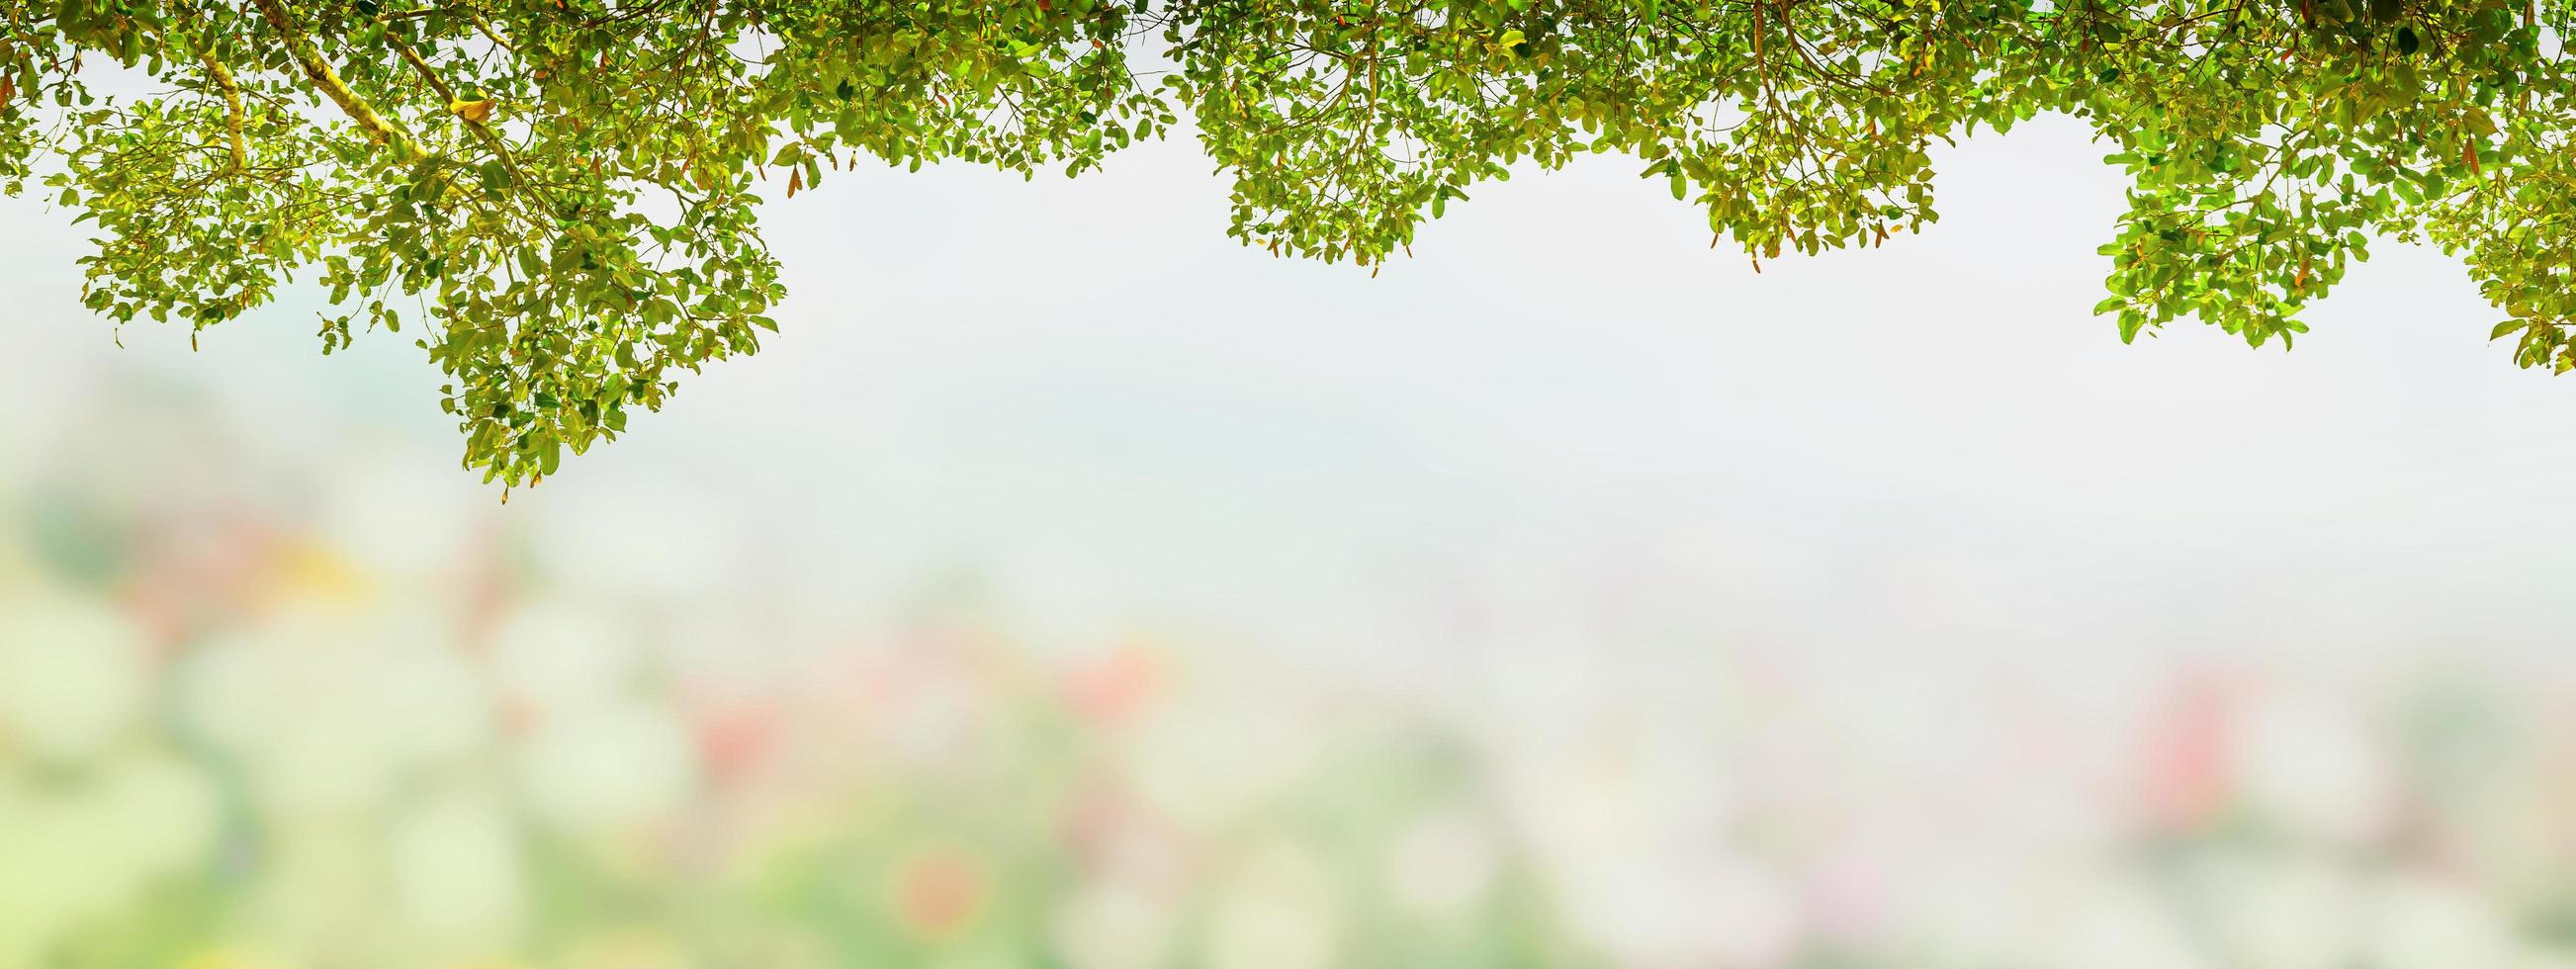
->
xmin=3 ymin=0 xmax=2572 ymax=486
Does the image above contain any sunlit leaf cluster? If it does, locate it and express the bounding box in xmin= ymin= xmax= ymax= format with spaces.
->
xmin=4 ymin=0 xmax=2573 ymax=486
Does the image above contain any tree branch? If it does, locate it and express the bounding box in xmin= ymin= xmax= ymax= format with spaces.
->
xmin=385 ymin=34 xmax=542 ymax=201
xmin=200 ymin=53 xmax=249 ymax=172
xmin=247 ymin=0 xmax=423 ymax=161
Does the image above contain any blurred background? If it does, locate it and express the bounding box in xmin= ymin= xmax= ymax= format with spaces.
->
xmin=9 ymin=114 xmax=2576 ymax=969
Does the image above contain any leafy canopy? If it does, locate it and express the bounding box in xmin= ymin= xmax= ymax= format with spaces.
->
xmin=4 ymin=0 xmax=2573 ymax=487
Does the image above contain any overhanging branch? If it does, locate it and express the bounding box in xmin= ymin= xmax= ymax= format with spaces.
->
xmin=247 ymin=0 xmax=423 ymax=161
xmin=199 ymin=53 xmax=249 ymax=171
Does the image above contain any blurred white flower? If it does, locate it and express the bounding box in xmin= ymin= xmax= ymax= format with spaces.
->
xmin=0 ymin=591 xmax=148 ymax=762
xmin=1202 ymin=838 xmax=1340 ymax=969
xmin=880 ymin=661 xmax=985 ymax=768
xmin=174 ymin=628 xmax=274 ymax=754
xmin=2366 ymin=873 xmax=2514 ymax=969
xmin=258 ymin=715 xmax=411 ymax=817
xmin=1385 ymin=807 xmax=1498 ymax=920
xmin=1503 ymin=743 xmax=1668 ymax=880
xmin=516 ymin=698 xmax=696 ymax=831
xmin=2046 ymin=879 xmax=2211 ymax=969
xmin=1130 ymin=685 xmax=1319 ymax=831
xmin=1051 ymin=881 xmax=1177 ymax=969
xmin=388 ymin=788 xmax=528 ymax=947
xmin=1560 ymin=851 xmax=1800 ymax=969
xmin=0 ymin=782 xmax=105 ymax=963
xmin=2231 ymin=689 xmax=2395 ymax=845
xmin=243 ymin=820 xmax=403 ymax=965
xmin=2436 ymin=732 xmax=2567 ymax=890
xmin=372 ymin=617 xmax=495 ymax=767
xmin=0 ymin=750 xmax=216 ymax=963
xmin=179 ymin=610 xmax=488 ymax=816
xmin=929 ymin=943 xmax=1026 ymax=969
xmin=87 ymin=749 xmax=221 ymax=887
xmin=489 ymin=600 xmax=642 ymax=713
xmin=1887 ymin=856 xmax=2058 ymax=969
xmin=2196 ymin=853 xmax=2361 ymax=969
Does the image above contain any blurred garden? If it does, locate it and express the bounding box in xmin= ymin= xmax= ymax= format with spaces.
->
xmin=10 ymin=371 xmax=2576 ymax=969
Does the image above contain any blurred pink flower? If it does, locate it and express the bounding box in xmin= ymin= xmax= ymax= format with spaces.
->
xmin=894 ymin=847 xmax=990 ymax=940
xmin=1063 ymin=640 xmax=1167 ymax=726
xmin=2138 ymin=668 xmax=2236 ymax=833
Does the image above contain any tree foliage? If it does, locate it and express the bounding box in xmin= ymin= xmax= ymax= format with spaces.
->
xmin=3 ymin=0 xmax=2573 ymax=486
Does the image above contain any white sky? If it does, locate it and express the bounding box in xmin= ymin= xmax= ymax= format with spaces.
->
xmin=4 ymin=112 xmax=2573 ymax=659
